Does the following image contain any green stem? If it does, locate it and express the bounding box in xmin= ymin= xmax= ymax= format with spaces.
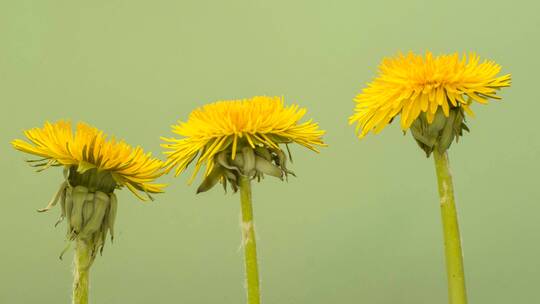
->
xmin=433 ymin=150 xmax=468 ymax=304
xmin=73 ymin=240 xmax=91 ymax=304
xmin=239 ymin=176 xmax=261 ymax=304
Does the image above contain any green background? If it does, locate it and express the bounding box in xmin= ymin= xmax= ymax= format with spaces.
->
xmin=1 ymin=1 xmax=538 ymax=303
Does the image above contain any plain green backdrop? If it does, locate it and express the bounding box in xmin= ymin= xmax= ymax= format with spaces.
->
xmin=1 ymin=0 xmax=538 ymax=303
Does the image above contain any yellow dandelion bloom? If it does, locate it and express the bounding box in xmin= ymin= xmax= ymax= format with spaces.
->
xmin=349 ymin=51 xmax=511 ymax=138
xmin=12 ymin=120 xmax=165 ymax=200
xmin=162 ymin=96 xmax=325 ymax=192
xmin=12 ymin=121 xmax=166 ymax=300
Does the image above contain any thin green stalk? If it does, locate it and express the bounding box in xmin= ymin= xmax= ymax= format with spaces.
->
xmin=239 ymin=175 xmax=261 ymax=304
xmin=73 ymin=240 xmax=91 ymax=304
xmin=433 ymin=150 xmax=468 ymax=304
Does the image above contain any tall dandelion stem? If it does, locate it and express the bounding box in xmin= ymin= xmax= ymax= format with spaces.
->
xmin=239 ymin=175 xmax=261 ymax=304
xmin=433 ymin=150 xmax=468 ymax=304
xmin=73 ymin=240 xmax=92 ymax=304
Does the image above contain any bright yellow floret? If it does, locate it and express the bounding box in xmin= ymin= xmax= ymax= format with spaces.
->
xmin=12 ymin=120 xmax=165 ymax=200
xmin=162 ymin=96 xmax=326 ymax=181
xmin=349 ymin=51 xmax=511 ymax=138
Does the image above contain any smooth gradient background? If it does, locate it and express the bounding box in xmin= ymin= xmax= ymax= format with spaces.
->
xmin=1 ymin=1 xmax=538 ymax=303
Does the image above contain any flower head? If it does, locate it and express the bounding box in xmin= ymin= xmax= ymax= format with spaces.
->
xmin=12 ymin=120 xmax=165 ymax=199
xmin=162 ymin=96 xmax=326 ymax=192
xmin=12 ymin=120 xmax=165 ymax=258
xmin=349 ymin=52 xmax=511 ymax=154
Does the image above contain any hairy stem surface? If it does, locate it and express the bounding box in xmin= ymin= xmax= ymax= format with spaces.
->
xmin=433 ymin=150 xmax=468 ymax=304
xmin=73 ymin=240 xmax=92 ymax=304
xmin=239 ymin=176 xmax=261 ymax=304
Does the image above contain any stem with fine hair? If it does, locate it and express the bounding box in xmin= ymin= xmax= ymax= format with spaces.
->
xmin=433 ymin=150 xmax=468 ymax=304
xmin=73 ymin=240 xmax=92 ymax=304
xmin=238 ymin=175 xmax=261 ymax=304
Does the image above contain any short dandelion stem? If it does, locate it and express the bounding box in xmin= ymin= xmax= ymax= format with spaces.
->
xmin=239 ymin=175 xmax=261 ymax=304
xmin=433 ymin=150 xmax=468 ymax=304
xmin=73 ymin=240 xmax=92 ymax=304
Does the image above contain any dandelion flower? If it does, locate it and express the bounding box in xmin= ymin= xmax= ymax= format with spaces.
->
xmin=349 ymin=51 xmax=511 ymax=155
xmin=162 ymin=95 xmax=326 ymax=192
xmin=162 ymin=96 xmax=325 ymax=304
xmin=12 ymin=120 xmax=165 ymax=304
xmin=349 ymin=52 xmax=511 ymax=304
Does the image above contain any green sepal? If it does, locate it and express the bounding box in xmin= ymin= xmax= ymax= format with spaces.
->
xmin=199 ymin=144 xmax=298 ymax=194
xmin=254 ymin=156 xmax=283 ymax=178
xmin=242 ymin=147 xmax=256 ymax=177
xmin=197 ymin=166 xmax=225 ymax=194
xmin=410 ymin=107 xmax=469 ymax=156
